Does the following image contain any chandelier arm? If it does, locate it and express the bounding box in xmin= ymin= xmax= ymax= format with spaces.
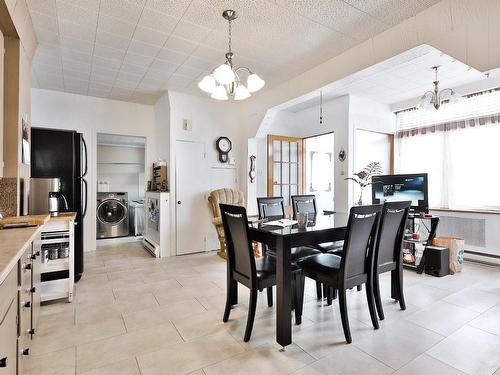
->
xmin=234 ymin=66 xmax=252 ymax=74
xmin=439 ymin=88 xmax=454 ymax=97
xmin=421 ymin=90 xmax=435 ymax=100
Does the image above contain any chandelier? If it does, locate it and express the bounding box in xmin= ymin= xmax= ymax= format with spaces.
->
xmin=419 ymin=66 xmax=457 ymax=110
xmin=198 ymin=10 xmax=265 ymax=101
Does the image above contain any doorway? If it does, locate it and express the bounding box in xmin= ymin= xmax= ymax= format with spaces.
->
xmin=175 ymin=140 xmax=209 ymax=255
xmin=96 ymin=133 xmax=146 ymax=241
xmin=304 ymin=133 xmax=335 ymax=212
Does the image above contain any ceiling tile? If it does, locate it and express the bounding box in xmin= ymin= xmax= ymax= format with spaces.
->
xmin=29 ymin=11 xmax=59 ymax=33
xmin=156 ymin=48 xmax=189 ymax=65
xmin=132 ymin=25 xmax=168 ymax=46
xmin=95 ymin=31 xmax=130 ymax=51
xmin=98 ymin=14 xmax=136 ymax=39
xmin=183 ymin=55 xmax=213 ymax=71
xmin=164 ymin=35 xmax=198 ymax=55
xmin=59 ymin=20 xmax=96 ymax=41
xmin=92 ymin=55 xmax=123 ymax=70
xmin=56 ymin=0 xmax=100 ymax=13
xmin=149 ymin=58 xmax=179 ymax=73
xmin=144 ymin=0 xmax=191 ymax=18
xmin=167 ymin=73 xmax=192 ymax=88
xmin=143 ymin=69 xmax=173 ymax=83
xmin=34 ymin=28 xmax=60 ymax=44
xmin=120 ymin=62 xmax=149 ymax=76
xmin=56 ymin=1 xmax=98 ymax=29
xmin=59 ymin=35 xmax=94 ymax=54
xmin=174 ymin=64 xmax=204 ymax=79
xmin=61 ymin=48 xmax=92 ymax=64
xmin=123 ymin=52 xmax=155 ymax=66
xmin=27 ymin=0 xmax=56 ymax=17
xmin=63 ymin=68 xmax=91 ymax=81
xmin=137 ymin=7 xmax=177 ymax=34
xmin=99 ymin=0 xmax=145 ymax=25
xmin=171 ymin=19 xmax=212 ymax=44
xmin=62 ymin=59 xmax=91 ymax=73
xmin=128 ymin=39 xmax=161 ymax=57
xmin=90 ymin=69 xmax=118 ymax=84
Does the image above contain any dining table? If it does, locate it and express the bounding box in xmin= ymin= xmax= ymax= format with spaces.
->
xmin=247 ymin=212 xmax=348 ymax=349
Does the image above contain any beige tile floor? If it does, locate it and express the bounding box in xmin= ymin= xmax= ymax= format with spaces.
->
xmin=25 ymin=241 xmax=500 ymax=375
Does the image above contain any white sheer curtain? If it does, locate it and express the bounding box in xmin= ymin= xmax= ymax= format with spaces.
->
xmin=397 ymin=119 xmax=500 ymax=210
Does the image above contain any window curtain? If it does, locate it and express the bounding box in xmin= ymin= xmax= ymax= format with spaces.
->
xmin=396 ymin=89 xmax=500 ymax=210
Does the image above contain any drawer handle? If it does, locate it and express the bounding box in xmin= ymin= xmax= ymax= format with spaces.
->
xmin=23 ymin=263 xmax=32 ymax=271
xmin=31 ymin=251 xmax=40 ymax=259
xmin=0 ymin=357 xmax=7 ymax=367
xmin=23 ymin=301 xmax=31 ymax=309
xmin=28 ymin=328 xmax=35 ymax=335
xmin=30 ymin=287 xmax=36 ymax=293
xmin=21 ymin=348 xmax=29 ymax=357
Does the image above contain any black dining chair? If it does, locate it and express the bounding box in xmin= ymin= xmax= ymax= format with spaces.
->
xmin=372 ymin=201 xmax=411 ymax=320
xmin=297 ymin=204 xmax=382 ymax=344
xmin=219 ymin=204 xmax=304 ymax=342
xmin=291 ymin=195 xmax=344 ymax=254
xmin=257 ymin=196 xmax=322 ymax=303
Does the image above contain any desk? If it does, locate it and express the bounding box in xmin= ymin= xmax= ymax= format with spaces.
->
xmin=248 ymin=213 xmax=348 ymax=347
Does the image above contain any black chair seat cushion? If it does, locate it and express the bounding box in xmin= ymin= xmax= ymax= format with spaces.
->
xmin=297 ymin=253 xmax=342 ymax=274
xmin=255 ymin=256 xmax=301 ymax=279
xmin=315 ymin=241 xmax=344 ymax=253
xmin=267 ymin=246 xmax=321 ymax=261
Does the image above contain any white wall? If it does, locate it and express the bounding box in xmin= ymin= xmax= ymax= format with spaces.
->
xmin=96 ymin=144 xmax=145 ymax=201
xmin=31 ymin=88 xmax=156 ymax=252
xmin=154 ymin=91 xmax=245 ymax=254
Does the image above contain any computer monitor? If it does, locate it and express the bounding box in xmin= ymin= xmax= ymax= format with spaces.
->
xmin=371 ymin=173 xmax=429 ymax=213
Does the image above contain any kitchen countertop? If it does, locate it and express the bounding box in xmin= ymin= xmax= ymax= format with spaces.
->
xmin=0 ymin=223 xmax=46 ymax=284
xmin=49 ymin=212 xmax=77 ymax=222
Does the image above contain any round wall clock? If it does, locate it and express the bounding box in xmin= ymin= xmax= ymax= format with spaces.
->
xmin=216 ymin=136 xmax=232 ymax=163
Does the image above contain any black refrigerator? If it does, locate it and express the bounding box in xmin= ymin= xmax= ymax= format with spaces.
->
xmin=31 ymin=127 xmax=88 ymax=281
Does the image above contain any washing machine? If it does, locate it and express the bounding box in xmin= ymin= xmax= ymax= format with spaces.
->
xmin=96 ymin=192 xmax=129 ymax=239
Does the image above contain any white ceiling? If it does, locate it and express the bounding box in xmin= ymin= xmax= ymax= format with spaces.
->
xmin=279 ymin=45 xmax=487 ymax=112
xmin=27 ymin=0 xmax=441 ymax=104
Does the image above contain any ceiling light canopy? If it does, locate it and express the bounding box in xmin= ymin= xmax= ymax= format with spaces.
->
xmin=419 ymin=66 xmax=459 ymax=110
xmin=198 ymin=10 xmax=265 ymax=101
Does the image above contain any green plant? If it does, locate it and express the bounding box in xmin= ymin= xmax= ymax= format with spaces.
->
xmin=345 ymin=162 xmax=382 ymax=205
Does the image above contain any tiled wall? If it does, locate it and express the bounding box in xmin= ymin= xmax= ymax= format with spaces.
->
xmin=0 ymin=177 xmax=18 ymax=217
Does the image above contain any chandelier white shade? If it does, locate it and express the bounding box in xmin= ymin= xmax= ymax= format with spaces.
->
xmin=198 ymin=10 xmax=265 ymax=101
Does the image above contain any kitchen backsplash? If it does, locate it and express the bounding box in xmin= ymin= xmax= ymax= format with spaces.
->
xmin=0 ymin=177 xmax=18 ymax=217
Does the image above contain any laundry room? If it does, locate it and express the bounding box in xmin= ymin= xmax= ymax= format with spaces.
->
xmin=96 ymin=133 xmax=146 ymax=241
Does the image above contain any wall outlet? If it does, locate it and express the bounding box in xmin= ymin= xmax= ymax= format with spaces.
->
xmin=228 ymin=157 xmax=236 ymax=165
xmin=183 ymin=119 xmax=192 ymax=131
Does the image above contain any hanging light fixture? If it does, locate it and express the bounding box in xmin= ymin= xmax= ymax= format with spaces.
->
xmin=319 ymin=90 xmax=323 ymax=125
xmin=419 ymin=66 xmax=458 ymax=110
xmin=198 ymin=10 xmax=265 ymax=101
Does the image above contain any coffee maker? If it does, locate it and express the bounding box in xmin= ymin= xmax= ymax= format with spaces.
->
xmin=29 ymin=178 xmax=68 ymax=216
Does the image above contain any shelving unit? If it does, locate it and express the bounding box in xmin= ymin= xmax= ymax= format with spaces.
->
xmin=37 ymin=217 xmax=75 ymax=302
xmin=403 ymin=214 xmax=439 ymax=272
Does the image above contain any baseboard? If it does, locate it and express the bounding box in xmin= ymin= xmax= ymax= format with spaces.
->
xmin=464 ymin=250 xmax=500 ymax=267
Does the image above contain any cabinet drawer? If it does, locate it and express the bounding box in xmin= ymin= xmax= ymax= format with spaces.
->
xmin=0 ymin=268 xmax=17 ymax=323
xmin=0 ymin=299 xmax=17 ymax=375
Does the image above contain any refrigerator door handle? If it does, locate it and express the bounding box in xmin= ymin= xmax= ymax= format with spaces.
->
xmin=82 ymin=178 xmax=88 ymax=218
xmin=82 ymin=137 xmax=88 ymax=177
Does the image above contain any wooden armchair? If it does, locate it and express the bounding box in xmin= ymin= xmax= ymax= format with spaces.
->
xmin=208 ymin=188 xmax=252 ymax=259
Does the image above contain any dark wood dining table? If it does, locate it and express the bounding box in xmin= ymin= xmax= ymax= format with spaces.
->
xmin=247 ymin=213 xmax=348 ymax=348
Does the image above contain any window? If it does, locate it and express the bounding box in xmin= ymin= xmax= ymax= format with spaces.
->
xmin=396 ymin=90 xmax=500 ymax=210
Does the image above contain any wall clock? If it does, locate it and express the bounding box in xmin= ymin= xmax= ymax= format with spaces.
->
xmin=216 ymin=136 xmax=232 ymax=163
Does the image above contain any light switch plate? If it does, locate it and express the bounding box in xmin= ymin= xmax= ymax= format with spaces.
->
xmin=228 ymin=157 xmax=236 ymax=165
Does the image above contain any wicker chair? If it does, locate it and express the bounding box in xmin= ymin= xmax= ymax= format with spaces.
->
xmin=208 ymin=188 xmax=246 ymax=259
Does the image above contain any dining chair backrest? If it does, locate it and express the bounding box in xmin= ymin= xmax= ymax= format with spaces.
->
xmin=257 ymin=197 xmax=285 ymax=220
xmin=220 ymin=204 xmax=256 ymax=282
xmin=375 ymin=201 xmax=411 ymax=269
xmin=340 ymin=205 xmax=382 ymax=281
xmin=291 ymin=195 xmax=317 ymax=219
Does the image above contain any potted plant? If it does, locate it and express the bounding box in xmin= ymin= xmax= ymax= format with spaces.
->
xmin=345 ymin=162 xmax=382 ymax=205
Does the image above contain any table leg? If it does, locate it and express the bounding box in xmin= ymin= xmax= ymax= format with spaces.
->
xmin=276 ymin=236 xmax=292 ymax=348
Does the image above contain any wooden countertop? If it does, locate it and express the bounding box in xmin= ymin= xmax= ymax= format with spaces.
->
xmin=49 ymin=212 xmax=77 ymax=222
xmin=0 ymin=224 xmax=45 ymax=284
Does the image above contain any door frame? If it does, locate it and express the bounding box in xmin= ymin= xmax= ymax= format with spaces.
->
xmin=267 ymin=134 xmax=305 ymax=198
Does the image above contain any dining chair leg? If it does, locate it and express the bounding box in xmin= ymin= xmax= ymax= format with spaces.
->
xmin=294 ymin=274 xmax=305 ymax=325
xmin=223 ymin=278 xmax=237 ymax=322
xmin=244 ymin=288 xmax=258 ymax=342
xmin=326 ymin=287 xmax=333 ymax=306
xmin=373 ymin=272 xmax=385 ymax=320
xmin=331 ymin=288 xmax=337 ymax=300
xmin=316 ymin=281 xmax=322 ymax=300
xmin=338 ymin=287 xmax=352 ymax=344
xmin=395 ymin=266 xmax=406 ymax=311
xmin=267 ymin=287 xmax=273 ymax=307
xmin=365 ymin=280 xmax=379 ymax=330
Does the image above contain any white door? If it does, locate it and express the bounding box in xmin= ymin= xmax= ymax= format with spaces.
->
xmin=175 ymin=141 xmax=209 ymax=255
